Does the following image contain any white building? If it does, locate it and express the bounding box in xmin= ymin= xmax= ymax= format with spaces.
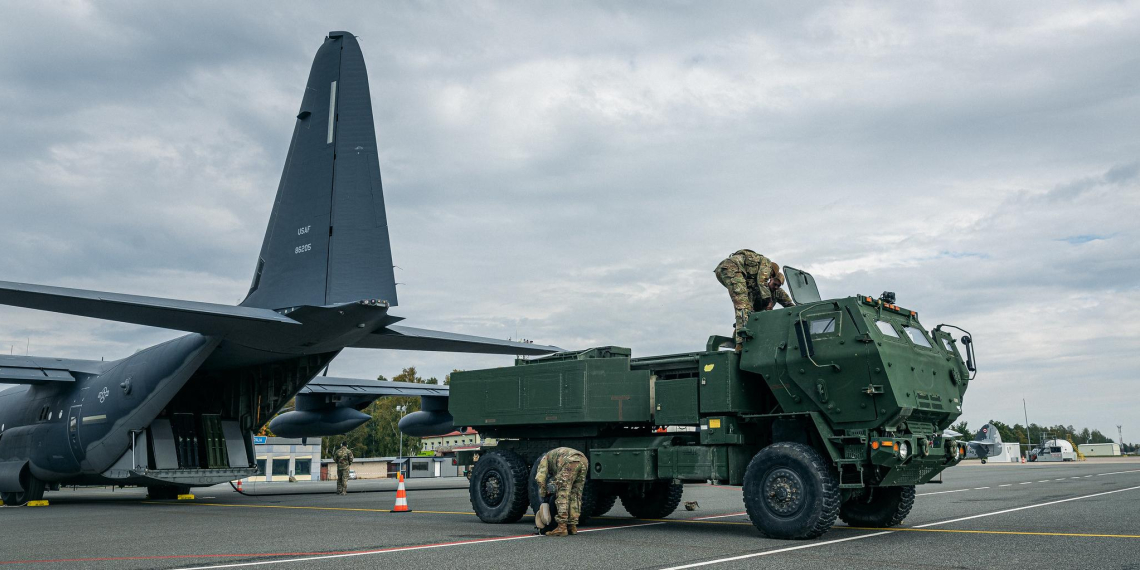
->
xmin=421 ymin=428 xmax=485 ymax=452
xmin=247 ymin=436 xmax=322 ymax=482
xmin=1078 ymin=442 xmax=1122 ymax=457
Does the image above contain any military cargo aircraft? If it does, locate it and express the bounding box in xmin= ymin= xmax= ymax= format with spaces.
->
xmin=0 ymin=31 xmax=557 ymax=505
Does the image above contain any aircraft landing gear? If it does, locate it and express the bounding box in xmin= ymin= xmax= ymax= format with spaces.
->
xmin=1 ymin=476 xmax=46 ymax=506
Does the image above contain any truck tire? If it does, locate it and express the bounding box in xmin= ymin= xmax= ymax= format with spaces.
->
xmin=838 ymin=485 xmax=915 ymax=528
xmin=1 ymin=476 xmax=45 ymax=506
xmin=528 ymin=460 xmax=609 ymax=522
xmin=470 ymin=450 xmax=529 ymax=523
xmin=592 ymin=491 xmax=618 ymax=517
xmin=743 ymin=442 xmax=839 ymax=539
xmin=619 ymin=481 xmax=684 ymax=519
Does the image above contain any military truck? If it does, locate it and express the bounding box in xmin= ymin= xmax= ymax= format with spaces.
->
xmin=450 ymin=268 xmax=976 ymax=539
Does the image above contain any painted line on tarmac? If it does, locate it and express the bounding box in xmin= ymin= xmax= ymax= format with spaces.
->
xmin=843 ymin=527 xmax=1140 ymax=539
xmin=1019 ymin=482 xmax=1032 ymax=484
xmin=1097 ymin=469 xmax=1140 ymax=476
xmin=658 ymin=531 xmax=894 ymax=569
xmin=168 ymin=522 xmax=665 ymax=570
xmin=913 ymin=485 xmax=1140 ymax=529
xmin=692 ymin=512 xmax=748 ymax=520
xmin=918 ymin=488 xmax=969 ymax=496
xmin=654 ymin=484 xmax=1140 ymax=569
xmin=143 ymin=501 xmax=476 ymax=516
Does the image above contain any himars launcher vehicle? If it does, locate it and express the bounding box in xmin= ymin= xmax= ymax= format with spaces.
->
xmin=0 ymin=32 xmax=558 ymax=506
xmin=403 ymin=271 xmax=977 ymax=539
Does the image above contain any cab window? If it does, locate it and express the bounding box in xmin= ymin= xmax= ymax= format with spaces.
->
xmin=940 ymin=337 xmax=954 ymax=352
xmin=810 ymin=317 xmax=836 ymax=335
xmin=902 ymin=326 xmax=932 ymax=348
xmin=874 ymin=321 xmax=899 ymax=338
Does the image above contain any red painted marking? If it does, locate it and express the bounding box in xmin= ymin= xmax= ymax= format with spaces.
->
xmin=0 ymin=533 xmax=538 ymax=566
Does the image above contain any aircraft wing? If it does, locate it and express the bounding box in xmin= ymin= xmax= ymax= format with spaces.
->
xmin=0 ymin=355 xmax=111 ymax=385
xmin=0 ymin=281 xmax=300 ymax=337
xmin=268 ymin=376 xmax=451 ymax=438
xmin=301 ymin=375 xmax=449 ymax=399
xmin=352 ymin=325 xmax=561 ymax=355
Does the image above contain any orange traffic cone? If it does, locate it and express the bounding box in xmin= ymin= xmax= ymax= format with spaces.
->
xmin=236 ymin=479 xmax=243 ymax=493
xmin=391 ymin=472 xmax=412 ymax=513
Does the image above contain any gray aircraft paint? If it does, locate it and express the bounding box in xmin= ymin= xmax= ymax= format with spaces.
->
xmin=0 ymin=32 xmax=557 ymax=502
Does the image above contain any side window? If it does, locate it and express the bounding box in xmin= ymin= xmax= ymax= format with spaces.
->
xmin=902 ymin=326 xmax=933 ymax=348
xmin=940 ymin=337 xmax=954 ymax=352
xmin=875 ymin=321 xmax=900 ymax=338
xmin=808 ymin=312 xmax=841 ymax=336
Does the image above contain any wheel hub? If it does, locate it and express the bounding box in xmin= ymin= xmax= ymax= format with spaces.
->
xmin=763 ymin=468 xmax=804 ymax=516
xmin=482 ymin=472 xmax=503 ymax=507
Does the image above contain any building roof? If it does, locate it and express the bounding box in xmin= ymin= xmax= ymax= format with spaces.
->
xmin=422 ymin=427 xmax=479 ymax=439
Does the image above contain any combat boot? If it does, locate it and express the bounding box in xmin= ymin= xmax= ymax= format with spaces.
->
xmin=545 ymin=523 xmax=568 ymax=537
xmin=567 ymin=524 xmax=577 ymax=535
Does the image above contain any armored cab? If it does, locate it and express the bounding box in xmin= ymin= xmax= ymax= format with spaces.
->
xmin=451 ymin=268 xmax=976 ymax=539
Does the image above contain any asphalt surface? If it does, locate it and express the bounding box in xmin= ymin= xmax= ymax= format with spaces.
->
xmin=2 ymin=458 xmax=1138 ymax=570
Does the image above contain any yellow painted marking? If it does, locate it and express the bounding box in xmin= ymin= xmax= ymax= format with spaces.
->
xmin=27 ymin=500 xmax=49 ymax=507
xmin=842 ymin=526 xmax=1140 ymax=539
xmin=177 ymin=494 xmax=196 ymax=500
xmin=703 ymin=364 xmax=715 ymax=372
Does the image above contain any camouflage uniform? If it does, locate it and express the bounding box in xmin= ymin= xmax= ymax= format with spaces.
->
xmin=714 ymin=249 xmax=794 ymax=343
xmin=534 ymin=447 xmax=587 ymax=527
xmin=333 ymin=444 xmax=354 ymax=495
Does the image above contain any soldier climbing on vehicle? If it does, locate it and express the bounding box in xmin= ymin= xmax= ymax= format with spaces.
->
xmin=714 ymin=249 xmax=794 ymax=351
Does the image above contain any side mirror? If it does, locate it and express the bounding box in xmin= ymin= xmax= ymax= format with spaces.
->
xmin=961 ymin=335 xmax=976 ymax=373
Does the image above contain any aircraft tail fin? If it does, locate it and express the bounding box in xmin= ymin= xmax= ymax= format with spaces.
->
xmin=975 ymin=423 xmax=1001 ymax=444
xmin=242 ymin=31 xmax=397 ymax=311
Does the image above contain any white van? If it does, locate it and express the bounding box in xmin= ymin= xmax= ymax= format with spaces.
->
xmin=1031 ymin=439 xmax=1077 ymax=462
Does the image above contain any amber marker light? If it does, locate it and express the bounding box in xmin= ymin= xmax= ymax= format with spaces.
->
xmin=882 ymin=441 xmax=894 ymax=448
xmin=871 ymin=441 xmax=880 ymax=450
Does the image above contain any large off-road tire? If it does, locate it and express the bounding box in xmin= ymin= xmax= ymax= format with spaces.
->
xmin=838 ymin=485 xmax=915 ymax=528
xmin=470 ymin=450 xmax=529 ymax=523
xmin=1 ymin=476 xmax=45 ymax=506
xmin=527 ymin=459 xmax=608 ymax=524
xmin=619 ymin=480 xmax=684 ymax=519
xmin=591 ymin=491 xmax=619 ymax=517
xmin=743 ymin=442 xmax=840 ymax=539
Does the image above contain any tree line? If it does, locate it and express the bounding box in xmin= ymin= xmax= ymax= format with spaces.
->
xmin=950 ymin=419 xmax=1135 ymax=452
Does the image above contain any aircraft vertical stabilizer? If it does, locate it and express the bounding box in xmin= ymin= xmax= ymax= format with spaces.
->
xmin=243 ymin=31 xmax=397 ymax=311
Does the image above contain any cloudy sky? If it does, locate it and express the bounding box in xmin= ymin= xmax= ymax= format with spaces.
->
xmin=1 ymin=2 xmax=1137 ymax=440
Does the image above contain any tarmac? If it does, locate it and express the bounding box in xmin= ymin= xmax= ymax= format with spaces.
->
xmin=2 ymin=458 xmax=1138 ymax=569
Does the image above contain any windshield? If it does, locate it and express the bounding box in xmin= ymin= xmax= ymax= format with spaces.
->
xmin=875 ymin=321 xmax=899 ymax=338
xmin=902 ymin=326 xmax=932 ymax=348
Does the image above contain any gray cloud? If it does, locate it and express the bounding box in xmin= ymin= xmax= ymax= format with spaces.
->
xmin=1 ymin=2 xmax=1138 ymax=439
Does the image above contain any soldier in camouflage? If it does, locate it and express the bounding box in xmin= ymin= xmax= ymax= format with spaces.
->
xmin=715 ymin=249 xmax=794 ymax=351
xmin=333 ymin=442 xmax=354 ymax=495
xmin=534 ymin=447 xmax=588 ymax=537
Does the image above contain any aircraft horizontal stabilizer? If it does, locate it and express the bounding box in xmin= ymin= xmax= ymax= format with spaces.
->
xmin=0 ymin=281 xmax=300 ymax=337
xmin=0 ymin=356 xmax=111 ymax=385
xmin=352 ymin=325 xmax=561 ymax=355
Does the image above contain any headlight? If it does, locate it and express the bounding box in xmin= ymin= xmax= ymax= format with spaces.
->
xmin=898 ymin=441 xmax=909 ymax=459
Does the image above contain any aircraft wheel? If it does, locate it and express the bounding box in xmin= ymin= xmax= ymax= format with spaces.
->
xmin=619 ymin=480 xmax=683 ymax=519
xmin=743 ymin=442 xmax=839 ymax=539
xmin=1 ymin=476 xmax=45 ymax=506
xmin=981 ymin=458 xmax=987 ymax=464
xmin=838 ymin=485 xmax=915 ymax=528
xmin=147 ymin=485 xmax=188 ymax=500
xmin=470 ymin=449 xmax=529 ymax=523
